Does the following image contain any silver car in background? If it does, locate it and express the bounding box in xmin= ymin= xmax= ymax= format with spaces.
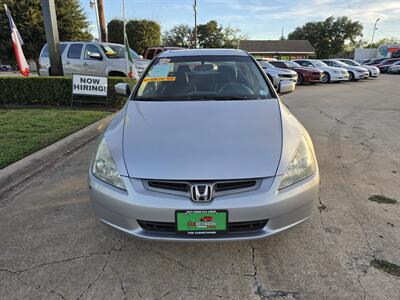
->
xmin=321 ymin=59 xmax=369 ymax=81
xmin=257 ymin=60 xmax=298 ymax=88
xmin=337 ymin=58 xmax=380 ymax=78
xmin=293 ymin=59 xmax=349 ymax=83
xmin=38 ymin=41 xmax=150 ymax=78
xmin=89 ymin=49 xmax=319 ymax=241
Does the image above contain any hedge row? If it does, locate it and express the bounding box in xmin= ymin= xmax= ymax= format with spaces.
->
xmin=0 ymin=76 xmax=135 ymax=109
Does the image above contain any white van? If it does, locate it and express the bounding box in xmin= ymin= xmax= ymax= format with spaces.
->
xmin=38 ymin=41 xmax=150 ymax=78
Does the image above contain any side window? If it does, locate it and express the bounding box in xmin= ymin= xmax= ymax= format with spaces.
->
xmin=67 ymin=44 xmax=83 ymax=59
xmin=324 ymin=61 xmax=332 ymax=66
xmin=277 ymin=62 xmax=287 ymax=68
xmin=41 ymin=44 xmax=67 ymax=57
xmin=84 ymin=44 xmax=103 ymax=60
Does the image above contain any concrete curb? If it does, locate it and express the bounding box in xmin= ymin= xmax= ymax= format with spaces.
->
xmin=0 ymin=114 xmax=114 ymax=196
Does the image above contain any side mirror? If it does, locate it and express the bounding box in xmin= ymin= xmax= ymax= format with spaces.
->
xmin=277 ymin=80 xmax=295 ymax=95
xmin=89 ymin=52 xmax=102 ymax=60
xmin=115 ymin=83 xmax=131 ymax=96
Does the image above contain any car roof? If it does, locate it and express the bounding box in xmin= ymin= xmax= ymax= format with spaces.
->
xmin=157 ymin=48 xmax=249 ymax=58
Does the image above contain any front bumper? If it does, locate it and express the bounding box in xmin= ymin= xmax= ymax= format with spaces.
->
xmin=354 ymin=71 xmax=370 ymax=79
xmin=370 ymin=70 xmax=380 ymax=77
xmin=89 ymin=172 xmax=319 ymax=241
xmin=330 ymin=72 xmax=349 ymax=81
xmin=305 ymin=74 xmax=322 ymax=83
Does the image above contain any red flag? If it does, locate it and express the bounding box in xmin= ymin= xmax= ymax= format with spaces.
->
xmin=4 ymin=4 xmax=30 ymax=76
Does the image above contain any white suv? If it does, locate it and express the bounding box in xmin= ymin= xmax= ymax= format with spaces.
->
xmin=38 ymin=41 xmax=150 ymax=78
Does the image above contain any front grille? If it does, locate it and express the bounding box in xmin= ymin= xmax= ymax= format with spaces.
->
xmin=214 ymin=180 xmax=257 ymax=192
xmin=143 ymin=179 xmax=262 ymax=199
xmin=138 ymin=220 xmax=268 ymax=234
xmin=279 ymin=74 xmax=296 ymax=78
xmin=148 ymin=180 xmax=189 ymax=192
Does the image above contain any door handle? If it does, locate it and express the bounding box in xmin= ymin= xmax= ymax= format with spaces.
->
xmin=65 ymin=61 xmax=71 ymax=65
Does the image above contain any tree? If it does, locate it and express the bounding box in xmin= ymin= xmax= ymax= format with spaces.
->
xmin=107 ymin=19 xmax=124 ymax=45
xmin=125 ymin=19 xmax=161 ymax=55
xmin=197 ymin=20 xmax=224 ymax=48
xmin=288 ymin=16 xmax=363 ymax=58
xmin=0 ymin=0 xmax=92 ymax=65
xmin=162 ymin=24 xmax=192 ymax=47
xmin=161 ymin=20 xmax=245 ymax=49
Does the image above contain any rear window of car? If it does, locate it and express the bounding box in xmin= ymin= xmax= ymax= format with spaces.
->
xmin=41 ymin=44 xmax=67 ymax=57
xmin=67 ymin=44 xmax=83 ymax=59
xmin=134 ymin=55 xmax=272 ymax=101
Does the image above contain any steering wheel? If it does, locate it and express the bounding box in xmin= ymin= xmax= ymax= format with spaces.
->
xmin=219 ymin=82 xmax=254 ymax=95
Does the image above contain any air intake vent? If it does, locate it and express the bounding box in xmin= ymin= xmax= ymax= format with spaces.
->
xmin=215 ymin=180 xmax=257 ymax=192
xmin=147 ymin=180 xmax=190 ymax=192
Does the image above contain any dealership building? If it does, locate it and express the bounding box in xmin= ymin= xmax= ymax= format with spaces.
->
xmin=240 ymin=40 xmax=315 ymax=60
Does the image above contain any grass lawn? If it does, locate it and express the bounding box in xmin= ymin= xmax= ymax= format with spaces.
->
xmin=0 ymin=109 xmax=111 ymax=169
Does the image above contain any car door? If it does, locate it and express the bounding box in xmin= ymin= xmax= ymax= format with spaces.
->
xmin=83 ymin=44 xmax=106 ymax=75
xmin=63 ymin=43 xmax=84 ymax=75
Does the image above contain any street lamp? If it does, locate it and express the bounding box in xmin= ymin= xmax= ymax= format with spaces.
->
xmin=370 ymin=18 xmax=380 ymax=48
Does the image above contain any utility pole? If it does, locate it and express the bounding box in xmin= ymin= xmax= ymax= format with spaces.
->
xmin=370 ymin=18 xmax=380 ymax=48
xmin=41 ymin=0 xmax=63 ymax=75
xmin=193 ymin=0 xmax=197 ymax=48
xmin=97 ymin=0 xmax=107 ymax=42
xmin=90 ymin=0 xmax=102 ymax=41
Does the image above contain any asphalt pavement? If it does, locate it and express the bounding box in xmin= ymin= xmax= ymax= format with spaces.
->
xmin=1 ymin=75 xmax=399 ymax=300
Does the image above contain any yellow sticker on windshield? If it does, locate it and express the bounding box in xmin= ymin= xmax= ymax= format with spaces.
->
xmin=143 ymin=76 xmax=176 ymax=82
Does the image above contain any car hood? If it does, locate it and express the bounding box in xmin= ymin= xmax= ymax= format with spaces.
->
xmin=275 ymin=68 xmax=297 ymax=75
xmin=122 ymin=99 xmax=283 ymax=180
xmin=318 ymin=65 xmax=347 ymax=72
xmin=293 ymin=67 xmax=321 ymax=73
xmin=346 ymin=65 xmax=367 ymax=72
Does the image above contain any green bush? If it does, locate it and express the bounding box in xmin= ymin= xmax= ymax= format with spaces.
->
xmin=0 ymin=76 xmax=135 ymax=109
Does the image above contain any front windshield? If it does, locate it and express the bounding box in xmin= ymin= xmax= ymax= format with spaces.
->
xmin=342 ymin=59 xmax=359 ymax=66
xmin=135 ymin=55 xmax=272 ymax=100
xmin=258 ymin=61 xmax=275 ymax=69
xmin=312 ymin=60 xmax=328 ymax=67
xmin=332 ymin=60 xmax=348 ymax=67
xmin=101 ymin=44 xmax=141 ymax=59
xmin=285 ymin=61 xmax=301 ymax=68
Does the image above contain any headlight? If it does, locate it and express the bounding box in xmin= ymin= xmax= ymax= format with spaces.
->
xmin=92 ymin=138 xmax=126 ymax=190
xmin=279 ymin=136 xmax=316 ymax=190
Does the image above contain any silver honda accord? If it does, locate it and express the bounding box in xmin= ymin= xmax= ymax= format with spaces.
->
xmin=89 ymin=49 xmax=319 ymax=241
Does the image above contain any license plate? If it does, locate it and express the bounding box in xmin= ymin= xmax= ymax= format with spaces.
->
xmin=175 ymin=210 xmax=228 ymax=236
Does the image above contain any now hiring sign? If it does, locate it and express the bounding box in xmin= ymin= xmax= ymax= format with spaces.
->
xmin=72 ymin=75 xmax=108 ymax=97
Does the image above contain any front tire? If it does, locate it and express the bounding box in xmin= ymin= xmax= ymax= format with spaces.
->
xmin=321 ymin=72 xmax=330 ymax=83
xmin=297 ymin=73 xmax=304 ymax=85
xmin=349 ymin=72 xmax=355 ymax=81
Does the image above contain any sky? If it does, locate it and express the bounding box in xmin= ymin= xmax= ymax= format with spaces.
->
xmin=80 ymin=0 xmax=400 ymax=42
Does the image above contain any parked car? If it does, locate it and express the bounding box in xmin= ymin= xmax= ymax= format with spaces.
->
xmin=269 ymin=60 xmax=323 ymax=85
xmin=387 ymin=61 xmax=400 ymax=74
xmin=0 ymin=64 xmax=12 ymax=71
xmin=337 ymin=58 xmax=380 ymax=78
xmin=257 ymin=60 xmax=298 ymax=88
xmin=376 ymin=58 xmax=400 ymax=73
xmin=89 ymin=48 xmax=319 ymax=241
xmin=38 ymin=41 xmax=151 ymax=78
xmin=321 ymin=59 xmax=369 ymax=81
xmin=293 ymin=59 xmax=349 ymax=83
xmin=143 ymin=46 xmax=185 ymax=60
xmin=363 ymin=58 xmax=387 ymax=66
